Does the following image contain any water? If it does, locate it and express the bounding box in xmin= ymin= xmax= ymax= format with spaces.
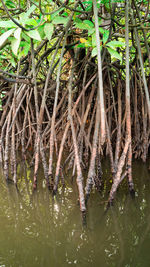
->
xmin=0 ymin=159 xmax=150 ymax=267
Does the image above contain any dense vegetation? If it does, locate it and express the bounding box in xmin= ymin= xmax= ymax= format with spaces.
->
xmin=0 ymin=0 xmax=149 ymax=216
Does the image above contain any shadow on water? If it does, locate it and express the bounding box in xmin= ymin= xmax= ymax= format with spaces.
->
xmin=0 ymin=159 xmax=150 ymax=266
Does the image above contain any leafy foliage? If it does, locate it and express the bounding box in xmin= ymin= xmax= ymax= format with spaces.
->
xmin=0 ymin=0 xmax=149 ymax=71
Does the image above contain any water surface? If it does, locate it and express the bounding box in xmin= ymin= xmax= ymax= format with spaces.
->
xmin=0 ymin=160 xmax=150 ymax=267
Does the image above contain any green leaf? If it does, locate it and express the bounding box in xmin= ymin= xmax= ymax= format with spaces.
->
xmin=106 ymin=40 xmax=125 ymax=48
xmin=84 ymin=20 xmax=94 ymax=28
xmin=0 ymin=55 xmax=6 ymax=59
xmin=88 ymin=28 xmax=95 ymax=36
xmin=51 ymin=8 xmax=64 ymax=20
xmin=19 ymin=13 xmax=28 ymax=26
xmin=76 ymin=20 xmax=95 ymax=35
xmin=103 ymin=30 xmax=109 ymax=44
xmin=26 ymin=5 xmax=37 ymax=18
xmin=80 ymin=38 xmax=92 ymax=48
xmin=91 ymin=46 xmax=102 ymax=57
xmin=63 ymin=12 xmax=68 ymax=17
xmin=26 ymin=29 xmax=41 ymax=41
xmin=19 ymin=41 xmax=30 ymax=58
xmin=82 ymin=20 xmax=95 ymax=36
xmin=0 ymin=20 xmax=16 ymax=28
xmin=11 ymin=28 xmax=21 ymax=55
xmin=20 ymin=6 xmax=36 ymax=23
xmin=107 ymin=47 xmax=122 ymax=61
xmin=19 ymin=6 xmax=36 ymax=25
xmin=82 ymin=1 xmax=92 ymax=11
xmin=38 ymin=25 xmax=45 ymax=39
xmin=92 ymin=47 xmax=97 ymax=57
xmin=74 ymin=18 xmax=82 ymax=24
xmin=76 ymin=43 xmax=86 ymax=48
xmin=99 ymin=28 xmax=105 ymax=34
xmin=52 ymin=16 xmax=68 ymax=25
xmin=11 ymin=38 xmax=19 ymax=55
xmin=14 ymin=28 xmax=22 ymax=40
xmin=76 ymin=20 xmax=94 ymax=33
xmin=22 ymin=32 xmax=30 ymax=42
xmin=10 ymin=57 xmax=16 ymax=67
xmin=0 ymin=28 xmax=14 ymax=49
xmin=44 ymin=23 xmax=54 ymax=41
xmin=24 ymin=18 xmax=38 ymax=26
xmin=75 ymin=22 xmax=87 ymax=30
xmin=5 ymin=0 xmax=16 ymax=8
xmin=92 ymin=33 xmax=96 ymax=47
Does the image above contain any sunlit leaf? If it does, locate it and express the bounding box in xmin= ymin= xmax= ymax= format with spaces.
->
xmin=10 ymin=57 xmax=16 ymax=67
xmin=106 ymin=40 xmax=125 ymax=48
xmin=0 ymin=28 xmax=14 ymax=49
xmin=11 ymin=28 xmax=21 ymax=55
xmin=11 ymin=38 xmax=19 ymax=55
xmin=79 ymin=38 xmax=91 ymax=48
xmin=22 ymin=32 xmax=30 ymax=42
xmin=92 ymin=33 xmax=96 ymax=47
xmin=52 ymin=16 xmax=69 ymax=25
xmin=36 ymin=24 xmax=44 ymax=39
xmin=99 ymin=28 xmax=105 ymax=34
xmin=24 ymin=18 xmax=38 ymax=26
xmin=103 ymin=30 xmax=109 ymax=44
xmin=107 ymin=47 xmax=122 ymax=61
xmin=91 ymin=46 xmax=102 ymax=57
xmin=14 ymin=28 xmax=22 ymax=40
xmin=5 ymin=0 xmax=16 ymax=8
xmin=19 ymin=6 xmax=37 ymax=27
xmin=77 ymin=20 xmax=95 ymax=35
xmin=76 ymin=43 xmax=86 ymax=48
xmin=50 ymin=8 xmax=64 ymax=20
xmin=0 ymin=20 xmax=16 ymax=28
xmin=75 ymin=22 xmax=87 ymax=30
xmin=74 ymin=18 xmax=82 ymax=24
xmin=44 ymin=23 xmax=54 ymax=41
xmin=92 ymin=47 xmax=97 ymax=57
xmin=84 ymin=20 xmax=94 ymax=28
xmin=26 ymin=5 xmax=37 ymax=18
xmin=88 ymin=28 xmax=95 ymax=36
xmin=80 ymin=38 xmax=87 ymax=43
xmin=19 ymin=5 xmax=36 ymax=24
xmin=18 ymin=41 xmax=30 ymax=58
xmin=26 ymin=29 xmax=41 ymax=41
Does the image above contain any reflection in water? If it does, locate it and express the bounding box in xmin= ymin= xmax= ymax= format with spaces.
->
xmin=0 ymin=160 xmax=150 ymax=266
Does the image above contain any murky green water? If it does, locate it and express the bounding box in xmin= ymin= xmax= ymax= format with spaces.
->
xmin=0 ymin=159 xmax=150 ymax=267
